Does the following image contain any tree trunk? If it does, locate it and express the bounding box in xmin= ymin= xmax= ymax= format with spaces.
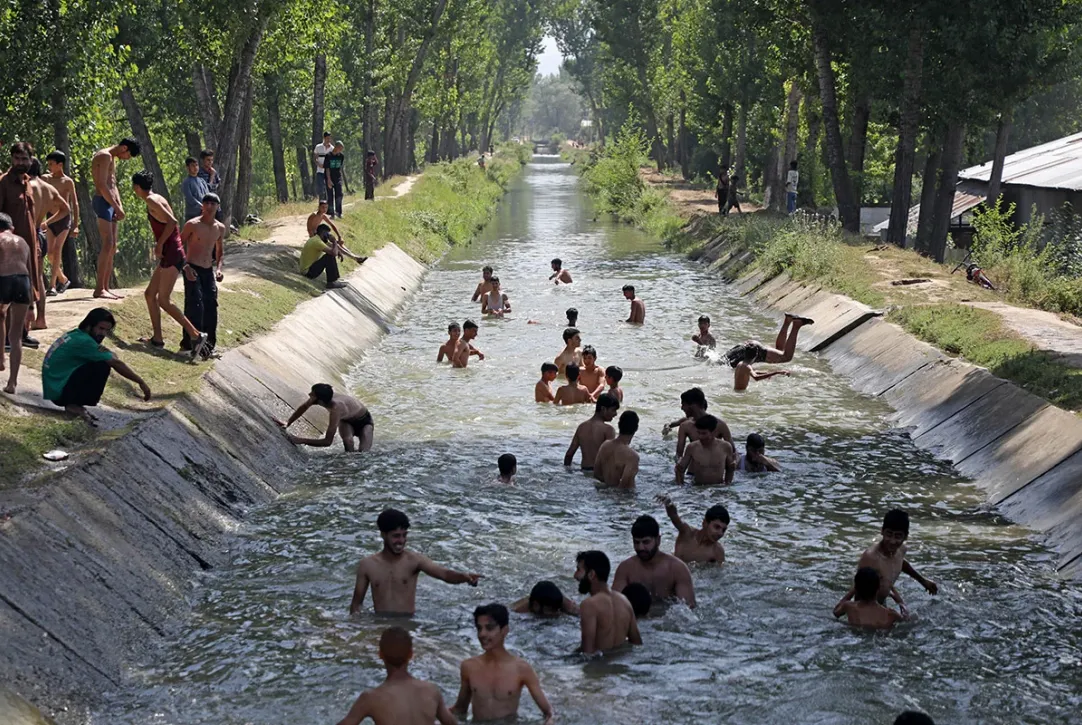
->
xmin=666 ymin=113 xmax=676 ymax=169
xmin=811 ymin=16 xmax=859 ymax=232
xmin=264 ymin=73 xmax=289 ymax=203
xmin=192 ymin=64 xmax=221 ymax=150
xmin=799 ymin=105 xmax=822 ymax=208
xmin=847 ymin=92 xmax=872 ymax=202
xmin=678 ymin=95 xmax=690 ymax=179
xmin=52 ymin=107 xmax=82 ymax=287
xmin=915 ymin=137 xmax=942 ymax=254
xmin=734 ymin=101 xmax=748 ymax=183
xmin=296 ymin=146 xmax=312 ymax=199
xmin=429 ymin=122 xmax=440 ymax=164
xmin=986 ymin=110 xmax=1013 ymax=206
xmin=311 ymin=52 xmax=327 ymax=179
xmin=763 ymin=143 xmax=780 ymax=210
xmin=76 ymin=177 xmax=102 ymax=279
xmin=185 ymin=131 xmax=203 ymax=159
xmin=929 ymin=122 xmax=967 ymax=262
xmin=119 ymin=84 xmax=171 ymax=203
xmin=233 ymin=82 xmax=254 ymax=224
xmin=362 ymin=0 xmax=376 ymax=154
xmin=720 ymin=103 xmax=733 ymax=170
xmin=887 ymin=20 xmax=925 ymax=246
xmin=771 ymin=81 xmax=802 ymax=211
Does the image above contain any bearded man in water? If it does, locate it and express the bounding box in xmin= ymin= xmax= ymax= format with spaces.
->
xmin=611 ymin=515 xmax=696 ymax=609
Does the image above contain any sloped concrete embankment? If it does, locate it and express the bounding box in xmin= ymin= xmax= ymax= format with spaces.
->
xmin=707 ymin=251 xmax=1082 ymax=580
xmin=0 ymin=243 xmax=427 ymax=722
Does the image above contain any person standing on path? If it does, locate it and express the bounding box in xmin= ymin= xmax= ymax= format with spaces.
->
xmin=726 ymin=173 xmax=743 ymax=215
xmin=715 ymin=169 xmax=730 ymax=216
xmin=313 ymin=132 xmax=333 ymax=202
xmin=181 ymin=157 xmax=209 ymax=222
xmin=90 ymin=137 xmax=140 ymax=299
xmin=27 ymin=157 xmax=69 ymax=324
xmin=325 ymin=141 xmax=345 ymax=218
xmin=0 ymin=213 xmax=32 ymax=393
xmin=786 ymin=160 xmax=799 ymax=214
xmin=0 ymin=142 xmax=42 ymax=349
xmin=180 ymin=193 xmax=225 ymax=356
xmin=43 ymin=151 xmax=79 ymax=295
xmin=365 ymin=150 xmax=379 ymax=200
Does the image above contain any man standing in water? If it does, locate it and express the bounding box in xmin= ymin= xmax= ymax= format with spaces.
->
xmin=554 ymin=362 xmax=592 ymax=405
xmin=334 ymin=626 xmax=457 ymax=725
xmin=726 ymin=313 xmax=813 ymax=391
xmin=575 ymin=551 xmax=641 ymax=655
xmin=452 ymin=604 xmax=555 ymax=725
xmin=675 ymin=415 xmax=733 ymax=485
xmin=612 ymin=515 xmax=696 ymax=608
xmin=349 ymin=508 xmax=481 ymax=615
xmin=656 ymin=495 xmax=729 ymax=564
xmin=91 ymin=137 xmax=140 ymax=299
xmin=594 ymin=410 xmax=640 ymax=488
xmin=179 ymin=193 xmax=225 ymax=356
xmin=471 ymin=265 xmax=494 ymax=302
xmin=453 ymin=320 xmax=484 ymax=367
xmin=623 ymin=285 xmax=645 ymax=324
xmin=554 ymin=327 xmax=582 ymax=377
xmin=549 ymin=258 xmax=572 ymax=284
xmin=565 ymin=393 xmax=619 ymax=470
xmin=275 ymin=382 xmax=374 ymax=452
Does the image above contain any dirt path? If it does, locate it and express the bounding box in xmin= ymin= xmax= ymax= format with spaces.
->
xmin=640 ymin=168 xmax=763 ymax=217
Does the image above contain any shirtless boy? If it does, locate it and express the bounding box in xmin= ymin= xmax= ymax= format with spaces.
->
xmin=453 ymin=320 xmax=484 ymax=368
xmin=735 ymin=433 xmax=780 ymax=472
xmin=833 ymin=567 xmax=904 ymax=630
xmin=306 ymin=199 xmax=342 ymax=240
xmin=664 ymin=388 xmax=734 ymax=463
xmin=334 ymin=627 xmax=456 ymax=725
xmin=0 ymin=213 xmax=31 ymax=393
xmin=725 ymin=313 xmax=813 ymax=391
xmin=497 ymin=453 xmax=517 ymax=484
xmin=549 ymin=258 xmax=572 ymax=284
xmin=535 ymin=362 xmax=558 ymax=402
xmin=24 ymin=158 xmax=68 ymax=328
xmin=656 ymin=495 xmax=728 ymax=564
xmin=838 ymin=509 xmax=937 ymax=618
xmin=575 ymin=551 xmax=641 ymax=654
xmin=452 ymin=604 xmax=555 ymax=725
xmin=481 ymin=276 xmax=510 ymax=316
xmin=275 ymin=382 xmax=374 ymax=452
xmin=692 ymin=315 xmax=715 ymax=349
xmin=349 ymin=508 xmax=481 ymax=615
xmin=612 ymin=515 xmax=696 ymax=608
xmin=91 ymin=137 xmax=140 ymax=299
xmin=576 ymin=345 xmax=605 ymax=399
xmin=564 ymin=392 xmax=619 ymax=470
xmin=554 ymin=363 xmax=592 ymax=406
xmin=623 ymin=285 xmax=645 ymax=324
xmin=605 ymin=365 xmax=624 ymax=403
xmin=472 ymin=265 xmax=494 ymax=302
xmin=555 ymin=327 xmax=582 ymax=377
xmin=511 ymin=580 xmax=579 ymax=617
xmin=437 ymin=322 xmax=461 ymax=363
xmin=43 ymin=151 xmax=78 ymax=295
xmin=676 ymin=415 xmax=734 ymax=485
xmin=593 ymin=410 xmax=640 ymax=488
xmin=179 ymin=193 xmax=225 ymax=355
xmin=565 ymin=307 xmax=578 ymax=327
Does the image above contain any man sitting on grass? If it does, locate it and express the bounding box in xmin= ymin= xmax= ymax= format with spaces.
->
xmin=299 ymin=223 xmax=365 ymax=290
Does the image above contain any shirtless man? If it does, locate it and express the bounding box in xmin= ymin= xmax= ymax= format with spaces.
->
xmin=605 ymin=366 xmax=624 ymax=403
xmin=594 ymin=410 xmax=640 ymax=488
xmin=623 ymin=285 xmax=645 ymax=324
xmin=656 ymin=495 xmax=728 ymax=564
xmin=511 ymin=580 xmax=579 ymax=617
xmin=735 ymin=433 xmax=780 ymax=472
xmin=549 ymin=258 xmax=572 ymax=284
xmin=564 ymin=392 xmax=619 ymax=470
xmin=675 ymin=415 xmax=734 ymax=485
xmin=348 ymin=508 xmax=481 ymax=615
xmin=334 ymin=627 xmax=456 ymax=725
xmin=452 ymin=604 xmax=555 ymax=725
xmin=578 ymin=345 xmax=605 ymax=399
xmin=554 ymin=327 xmax=582 ymax=377
xmin=437 ymin=322 xmax=461 ymax=362
xmin=575 ymin=550 xmax=641 ymax=654
xmin=0 ymin=142 xmax=40 ymax=348
xmin=837 ymin=509 xmax=937 ymax=618
xmin=726 ymin=313 xmax=813 ymax=391
xmin=535 ymin=362 xmax=558 ymax=402
xmin=554 ymin=363 xmax=592 ymax=405
xmin=27 ymin=157 xmax=69 ymax=327
xmin=42 ymin=151 xmax=78 ymax=296
xmin=612 ymin=515 xmax=696 ymax=608
xmin=180 ymin=193 xmax=225 ymax=355
xmin=306 ymin=199 xmax=342 ymax=240
xmin=481 ymin=277 xmax=510 ymax=316
xmin=471 ymin=265 xmax=494 ymax=302
xmin=275 ymin=382 xmax=374 ymax=452
xmin=452 ymin=320 xmax=484 ymax=368
xmin=0 ymin=214 xmax=31 ymax=393
xmin=663 ymin=388 xmax=734 ymax=465
xmin=91 ymin=137 xmax=140 ymax=299
xmin=833 ymin=567 xmax=904 ymax=630
xmin=692 ymin=314 xmax=715 ymax=349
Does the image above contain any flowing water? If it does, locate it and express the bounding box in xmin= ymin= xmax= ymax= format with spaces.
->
xmin=97 ymin=158 xmax=1082 ymax=725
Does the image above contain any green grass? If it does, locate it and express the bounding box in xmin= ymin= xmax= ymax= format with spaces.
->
xmin=0 ymin=399 xmax=96 ymax=487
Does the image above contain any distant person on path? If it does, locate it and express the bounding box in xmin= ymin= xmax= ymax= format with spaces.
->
xmin=1 ymin=142 xmax=42 ymax=348
xmin=348 ymin=508 xmax=481 ymax=615
xmin=725 ymin=173 xmax=743 ymax=215
xmin=715 ymin=169 xmax=730 ymax=216
xmin=564 ymin=392 xmax=619 ymax=470
xmin=612 ymin=515 xmax=696 ymax=608
xmin=300 ymin=223 xmax=365 ymax=290
xmin=833 ymin=567 xmax=903 ymax=630
xmin=554 ymin=362 xmax=592 ymax=405
xmin=313 ymin=131 xmax=333 ymax=201
xmin=594 ymin=410 xmax=640 ymax=488
xmin=578 ymin=345 xmax=605 ymax=399
xmin=575 ymin=551 xmax=641 ymax=654
xmin=692 ymin=314 xmax=715 ymax=349
xmin=535 ymin=361 xmax=558 ymax=402
xmin=565 ymin=307 xmax=578 ymax=327
xmin=511 ymin=580 xmax=579 ymax=617
xmin=91 ymin=137 xmax=140 ymax=299
xmin=726 ymin=313 xmax=813 ymax=391
xmin=623 ymin=284 xmax=645 ymax=324
xmin=481 ymin=276 xmax=510 ymax=316
xmin=477 ymin=154 xmax=486 ymax=171
xmin=453 ymin=320 xmax=484 ymax=368
xmin=605 ymin=365 xmax=624 ymax=403
xmin=663 ymin=387 xmax=734 ymax=462
xmin=675 ymin=414 xmax=734 ymax=485
xmin=554 ymin=327 xmax=582 ymax=377
xmin=656 ymin=495 xmax=729 ymax=564
xmin=735 ymin=433 xmax=780 ymax=472
xmin=179 ymin=193 xmax=225 ymax=357
xmin=365 ymin=150 xmax=379 ymax=200
xmin=325 ymin=141 xmax=346 ymax=218
xmin=197 ymin=149 xmax=220 ymax=194
xmin=786 ymin=160 xmax=799 ymax=214
xmin=41 ymin=308 xmax=151 ymax=426
xmin=43 ymin=151 xmax=79 ymax=296
xmin=471 ymin=265 xmax=494 ymax=302
xmin=334 ymin=626 xmax=457 ymax=725
xmin=306 ymin=199 xmax=342 ymax=240
xmin=275 ymin=382 xmax=374 ymax=452
xmin=181 ymin=156 xmax=209 ymax=222
xmin=27 ymin=157 xmax=69 ymax=324
xmin=0 ymin=213 xmax=31 ymax=393
xmin=452 ymin=604 xmax=555 ymax=725
xmin=437 ymin=322 xmax=461 ymax=363
xmin=549 ymin=258 xmax=572 ymax=284
xmin=497 ymin=453 xmax=517 ymax=484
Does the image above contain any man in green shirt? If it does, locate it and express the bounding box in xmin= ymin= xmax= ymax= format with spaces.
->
xmin=42 ymin=308 xmax=151 ymax=425
xmin=300 ymin=223 xmax=365 ymax=290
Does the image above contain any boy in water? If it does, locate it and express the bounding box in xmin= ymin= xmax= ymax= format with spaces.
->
xmin=497 ymin=453 xmax=517 ymax=484
xmin=575 ymin=551 xmax=641 ymax=654
xmin=594 ymin=411 xmax=640 ymax=488
xmin=334 ymin=627 xmax=456 ymax=725
xmin=437 ymin=322 xmax=461 ymax=363
xmin=554 ymin=362 xmax=592 ymax=405
xmin=453 ymin=320 xmax=484 ymax=368
xmin=452 ymin=604 xmax=555 ymax=725
xmin=566 ymin=307 xmax=578 ymax=327
xmin=676 ymin=415 xmax=734 ymax=485
xmin=481 ymin=276 xmax=511 ymax=316
xmin=692 ymin=315 xmax=716 ymax=349
xmin=726 ymin=313 xmax=813 ymax=391
xmin=275 ymin=383 xmax=374 ymax=452
xmin=511 ymin=581 xmax=579 ymax=617
xmin=605 ymin=365 xmax=624 ymax=403
xmin=833 ymin=567 xmax=904 ymax=630
xmin=663 ymin=387 xmax=735 ymax=462
xmin=565 ymin=392 xmax=619 ymax=470
xmin=735 ymin=433 xmax=780 ymax=472
xmin=535 ymin=362 xmax=558 ymax=402
xmin=656 ymin=495 xmax=728 ymax=564
xmin=549 ymin=258 xmax=572 ymax=284
xmin=554 ymin=327 xmax=583 ymax=377
xmin=622 ymin=583 xmax=652 ymax=619
xmin=578 ymin=345 xmax=606 ymax=399
xmin=623 ymin=284 xmax=645 ymax=324
xmin=472 ymin=265 xmax=494 ymax=302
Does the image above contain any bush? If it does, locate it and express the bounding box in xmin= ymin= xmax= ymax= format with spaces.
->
xmin=755 ymin=215 xmax=843 ymax=281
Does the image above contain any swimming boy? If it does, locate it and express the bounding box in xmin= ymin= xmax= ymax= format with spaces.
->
xmin=726 ymin=313 xmax=813 ymax=391
xmin=605 ymin=365 xmax=624 ymax=403
xmin=566 ymin=307 xmax=578 ymax=327
xmin=453 ymin=320 xmax=484 ymax=368
xmin=349 ymin=508 xmax=481 ymax=615
xmin=437 ymin=322 xmax=461 ymax=362
xmin=623 ymin=285 xmax=645 ymax=324
xmin=692 ymin=315 xmax=716 ymax=348
xmin=511 ymin=581 xmax=579 ymax=617
xmin=554 ymin=363 xmax=593 ymax=405
xmin=472 ymin=265 xmax=494 ymax=302
xmin=535 ymin=362 xmax=558 ymax=402
xmin=663 ymin=387 xmax=734 ymax=461
xmin=593 ymin=410 xmax=640 ymax=488
xmin=554 ymin=327 xmax=583 ymax=377
xmin=549 ymin=258 xmax=572 ymax=284
xmin=612 ymin=515 xmax=696 ymax=608
xmin=735 ymin=433 xmax=780 ymax=472
xmin=675 ymin=415 xmax=734 ymax=485
xmin=833 ymin=567 xmax=904 ymax=630
xmin=575 ymin=551 xmax=641 ymax=654
xmin=452 ymin=604 xmax=555 ymax=725
xmin=578 ymin=345 xmax=606 ymax=399
xmin=275 ymin=383 xmax=373 ymax=452
xmin=334 ymin=627 xmax=457 ymax=725
xmin=564 ymin=392 xmax=619 ymax=470
xmin=497 ymin=453 xmax=517 ymax=484
xmin=481 ymin=276 xmax=511 ymax=316
xmin=656 ymin=495 xmax=728 ymax=564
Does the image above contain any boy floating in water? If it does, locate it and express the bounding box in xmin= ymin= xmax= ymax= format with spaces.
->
xmin=605 ymin=365 xmax=624 ymax=403
xmin=594 ymin=411 xmax=640 ymax=488
xmin=549 ymin=258 xmax=572 ymax=284
xmin=564 ymin=392 xmax=620 ymax=470
xmin=275 ymin=383 xmax=373 ymax=452
xmin=497 ymin=453 xmax=517 ymax=484
xmin=833 ymin=567 xmax=904 ymax=630
xmin=554 ymin=327 xmax=583 ymax=377
xmin=437 ymin=322 xmax=460 ymax=362
xmin=578 ymin=345 xmax=606 ymax=399
xmin=453 ymin=320 xmax=484 ymax=368
xmin=554 ymin=362 xmax=592 ymax=405
xmin=675 ymin=415 xmax=733 ymax=485
xmin=511 ymin=581 xmax=579 ymax=617
xmin=535 ymin=362 xmax=559 ymax=402
xmin=335 ymin=627 xmax=457 ymax=725
xmin=725 ymin=313 xmax=813 ymax=391
xmin=735 ymin=433 xmax=780 ymax=472
xmin=623 ymin=284 xmax=645 ymax=324
xmin=575 ymin=551 xmax=641 ymax=654
xmin=452 ymin=604 xmax=555 ymax=725
xmin=481 ymin=276 xmax=511 ymax=316
xmin=656 ymin=495 xmax=729 ymax=564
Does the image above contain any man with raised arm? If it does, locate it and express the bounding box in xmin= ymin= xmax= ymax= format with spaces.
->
xmin=90 ymin=136 xmax=140 ymax=299
xmin=594 ymin=410 xmax=640 ymax=488
xmin=349 ymin=508 xmax=481 ymax=615
xmin=564 ymin=392 xmax=619 ymax=471
xmin=656 ymin=495 xmax=729 ymax=564
xmin=575 ymin=551 xmax=641 ymax=655
xmin=549 ymin=258 xmax=572 ymax=284
xmin=275 ymin=382 xmax=373 ymax=452
xmin=612 ymin=515 xmax=696 ymax=609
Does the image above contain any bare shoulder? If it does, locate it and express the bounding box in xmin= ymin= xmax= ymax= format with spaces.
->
xmin=214 ymin=220 xmax=226 ymax=235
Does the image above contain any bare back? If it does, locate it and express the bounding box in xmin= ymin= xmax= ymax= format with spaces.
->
xmin=554 ymin=346 xmax=582 ymax=376
xmin=0 ymin=231 xmax=31 ymax=276
xmin=841 ymin=600 xmax=901 ymax=630
xmin=341 ymin=677 xmax=448 ymax=725
xmin=594 ymin=440 xmax=639 ymax=488
xmin=581 ymin=591 xmax=636 ymax=652
xmin=554 ymin=383 xmax=591 ymax=406
xmin=576 ymin=419 xmax=615 ymax=468
xmin=29 ymin=178 xmax=65 ymax=225
xmin=860 ymin=544 xmax=906 ymax=601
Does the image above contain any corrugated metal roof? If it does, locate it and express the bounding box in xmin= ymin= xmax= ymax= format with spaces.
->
xmin=958 ymin=131 xmax=1082 ymax=191
xmin=872 ymin=191 xmax=985 ymax=235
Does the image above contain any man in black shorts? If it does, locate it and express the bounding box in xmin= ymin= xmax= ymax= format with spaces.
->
xmin=0 ymin=212 xmax=32 ymax=393
xmin=726 ymin=313 xmax=814 ymax=391
xmin=274 ymin=382 xmax=374 ymax=452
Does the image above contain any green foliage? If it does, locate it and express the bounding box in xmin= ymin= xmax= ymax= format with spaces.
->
xmin=581 ymin=124 xmax=648 ymax=214
xmin=756 ymin=216 xmax=843 ymax=281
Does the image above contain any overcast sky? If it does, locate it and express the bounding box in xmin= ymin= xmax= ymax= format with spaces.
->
xmin=536 ymin=36 xmax=564 ymax=76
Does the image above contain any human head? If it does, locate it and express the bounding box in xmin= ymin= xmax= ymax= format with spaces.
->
xmin=316 ymin=223 xmax=332 ymax=240
xmin=605 ymin=365 xmax=623 ymax=386
xmin=498 ymin=453 xmax=517 ymax=478
xmin=790 ymin=160 xmax=798 ymax=170
xmin=318 ymin=199 xmax=328 ymax=212
xmin=746 ymin=433 xmax=765 ymax=455
xmin=618 ymin=410 xmax=639 ymax=437
xmin=562 ymin=327 xmax=581 ymax=346
xmin=473 ymin=603 xmax=509 ymax=651
xmin=527 ymin=580 xmax=564 ymax=616
xmin=594 ymin=392 xmax=620 ymax=419
xmin=698 ymin=315 xmax=710 ymax=330
xmin=566 ymin=307 xmax=578 ymax=326
xmin=185 ymin=156 xmax=198 ymax=175
xmin=631 ymin=515 xmax=661 ymax=561
xmin=309 ymin=383 xmax=334 ymax=406
xmin=565 ymin=362 xmax=580 ymax=383
xmin=482 ymin=265 xmax=493 ymax=280
xmin=201 ymin=193 xmax=220 ymax=217
xmin=200 ymin=149 xmax=215 ymax=169
xmin=703 ymin=504 xmax=730 ymax=542
xmin=463 ymin=320 xmax=478 ymax=340
xmin=881 ymin=508 xmax=910 ymax=554
xmin=378 ymin=626 xmax=413 ymax=669
xmin=541 ymin=362 xmax=558 ymax=381
xmin=78 ymin=308 xmax=116 ymax=342
xmin=695 ymin=414 xmax=718 ymax=442
xmin=45 ymin=150 xmax=66 ymax=174
xmin=489 ymin=276 xmax=500 ymax=291
xmin=551 ymin=258 xmax=562 ymax=271
xmin=893 ymin=713 xmax=935 ymax=725
xmin=582 ymin=345 xmax=596 ymax=365
xmin=853 ymin=566 xmax=881 ymax=602
xmin=622 ymin=583 xmax=651 ymax=618
xmin=575 ymin=550 xmax=610 ymax=594
xmin=116 ymin=137 xmax=141 ymax=159
xmin=334 ymin=141 xmax=344 ymax=152
xmin=447 ymin=322 xmax=461 ymax=338
xmin=9 ymin=142 xmax=32 ymax=173
xmin=367 ymin=150 xmax=376 ymax=158
xmin=323 ymin=131 xmax=332 ymax=143
xmin=131 ymin=170 xmax=154 ymax=196
xmin=0 ymin=212 xmax=11 ymax=231
xmin=622 ymin=284 xmax=635 ymax=300
xmin=680 ymin=387 xmax=708 ymax=416
xmin=27 ymin=158 xmax=41 ymax=177
xmin=377 ymin=508 xmax=410 ymax=555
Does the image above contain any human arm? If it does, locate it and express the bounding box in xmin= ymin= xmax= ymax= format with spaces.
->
xmin=334 ymin=692 xmax=370 ymax=725
xmin=553 ymin=388 xmax=567 ymax=406
xmin=148 ymin=197 xmax=177 ymax=257
xmin=747 ymin=451 xmax=781 ymax=472
xmin=503 ymin=294 xmax=511 ymax=312
xmin=619 ymin=456 xmax=639 ymax=488
xmin=564 ymin=428 xmax=580 ymax=466
xmin=66 ymin=179 xmax=80 ymax=233
xmin=109 ymin=358 xmax=151 ymax=401
xmin=43 ymin=192 xmax=70 ymax=229
xmin=436 ymin=694 xmax=457 ymax=725
xmin=888 ymin=586 xmax=909 ymax=618
xmin=674 ymin=562 xmax=696 ymax=608
xmin=417 ymin=555 xmax=481 ymax=586
xmin=627 ymin=609 xmax=643 ymax=645
xmin=348 ymin=562 xmax=369 ymax=615
xmin=656 ymin=495 xmax=689 ymax=534
xmin=286 ymin=405 xmax=340 ymax=447
xmin=611 ymin=561 xmax=628 ymax=593
xmin=832 ymin=598 xmax=851 ymax=619
xmin=675 ymin=447 xmax=692 ymax=485
xmin=723 ymin=442 xmax=735 ymax=484
xmin=215 ymin=226 xmax=225 ymax=280
xmin=749 ymin=368 xmax=791 ymax=382
xmin=902 ymin=560 xmax=937 ymax=594
xmin=451 ymin=661 xmax=472 ymax=716
xmin=675 ymin=425 xmax=688 ymax=458
xmin=562 ymin=596 xmax=580 ymax=615
xmin=580 ymin=603 xmax=598 ymax=655
xmin=274 ymin=395 xmax=314 ymax=429
xmin=522 ymin=662 xmax=555 ymax=725
xmin=662 ymin=416 xmax=686 ymax=436
xmin=468 ymin=344 xmax=484 ymax=360
xmin=471 ymin=282 xmax=483 ymax=302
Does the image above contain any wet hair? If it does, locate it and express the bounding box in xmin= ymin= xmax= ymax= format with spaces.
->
xmin=622 ymin=583 xmax=651 ymax=618
xmin=698 ymin=315 xmax=710 ymax=325
xmin=595 ymin=392 xmax=619 ymax=413
xmin=582 ymin=345 xmax=597 ymax=359
xmin=565 ymin=363 xmax=580 ymax=382
xmin=541 ymin=362 xmax=558 ymax=374
xmin=746 ymin=433 xmax=765 ymax=450
xmin=551 ymin=258 xmax=562 ymax=269
xmin=78 ymin=307 xmax=116 ymax=332
xmin=379 ymin=626 xmax=412 ymax=667
xmin=894 ymin=713 xmax=935 ymax=725
xmin=605 ymin=365 xmax=623 ymax=383
xmin=448 ymin=322 xmax=461 ymax=333
xmin=562 ymin=327 xmax=580 ymax=343
xmin=618 ymin=410 xmax=639 ymax=436
xmin=199 ymin=149 xmax=214 ymax=160
xmin=464 ymin=320 xmax=478 ymax=331
xmin=131 ymin=170 xmax=154 ymax=190
xmin=473 ymin=602 xmax=509 ymax=628
xmin=565 ymin=307 xmax=578 ymax=323
xmin=377 ymin=508 xmax=410 ymax=533
xmin=119 ymin=137 xmax=141 ymax=157
xmin=10 ymin=141 xmax=33 ymax=157
xmin=622 ymin=284 xmax=635 ymax=294
xmin=489 ymin=276 xmax=500 ymax=286
xmin=316 ymin=223 xmax=332 ymax=236
xmin=883 ymin=508 xmax=910 ymax=536
xmin=705 ymin=504 xmax=730 ymax=525
xmin=695 ymin=414 xmax=718 ymax=432
xmin=631 ymin=515 xmax=660 ymax=539
xmin=27 ymin=158 xmax=41 ymax=177
xmin=482 ymin=265 xmax=493 ymax=273
xmin=45 ymin=150 xmax=66 ymax=166
xmin=184 ymin=156 xmax=197 ymax=166
xmin=528 ymin=581 xmax=564 ymax=611
xmin=577 ymin=550 xmax=610 ymax=582
xmin=0 ymin=212 xmax=11 ymax=231
xmin=680 ymin=387 xmax=707 ymax=408
xmin=853 ymin=566 xmax=881 ymax=602
xmin=202 ymin=193 xmax=221 ymax=205
xmin=498 ymin=453 xmax=517 ymax=477
xmin=310 ymin=383 xmax=334 ymax=404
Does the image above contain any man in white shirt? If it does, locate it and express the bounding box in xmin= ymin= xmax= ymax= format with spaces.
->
xmin=313 ymin=131 xmax=334 ymax=201
xmin=786 ymin=160 xmax=799 ymax=214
